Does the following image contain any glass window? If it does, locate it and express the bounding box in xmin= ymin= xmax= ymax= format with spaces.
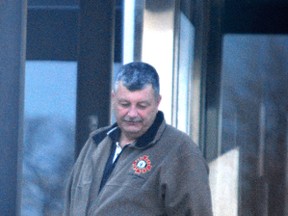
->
xmin=176 ymin=12 xmax=195 ymax=134
xmin=210 ymin=35 xmax=288 ymax=216
xmin=22 ymin=61 xmax=77 ymax=215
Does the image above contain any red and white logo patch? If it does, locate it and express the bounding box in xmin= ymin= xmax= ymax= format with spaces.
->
xmin=132 ymin=155 xmax=152 ymax=174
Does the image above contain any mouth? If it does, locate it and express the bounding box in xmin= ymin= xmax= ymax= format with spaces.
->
xmin=122 ymin=119 xmax=143 ymax=127
xmin=125 ymin=120 xmax=141 ymax=125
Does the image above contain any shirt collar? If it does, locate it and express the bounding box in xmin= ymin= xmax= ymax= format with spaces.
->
xmin=107 ymin=111 xmax=164 ymax=148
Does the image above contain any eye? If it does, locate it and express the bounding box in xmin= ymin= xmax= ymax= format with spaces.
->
xmin=119 ymin=102 xmax=130 ymax=108
xmin=137 ymin=103 xmax=149 ymax=110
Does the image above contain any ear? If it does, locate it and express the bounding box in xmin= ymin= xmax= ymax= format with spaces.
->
xmin=157 ymin=95 xmax=162 ymax=106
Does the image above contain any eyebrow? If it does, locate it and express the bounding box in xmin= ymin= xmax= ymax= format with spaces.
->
xmin=117 ymin=98 xmax=151 ymax=105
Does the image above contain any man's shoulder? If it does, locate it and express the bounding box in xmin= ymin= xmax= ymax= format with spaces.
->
xmin=162 ymin=124 xmax=200 ymax=151
xmin=89 ymin=125 xmax=115 ymax=145
xmin=164 ymin=124 xmax=191 ymax=140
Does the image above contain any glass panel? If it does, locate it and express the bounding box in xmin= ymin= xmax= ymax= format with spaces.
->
xmin=176 ymin=12 xmax=195 ymax=134
xmin=22 ymin=61 xmax=77 ymax=216
xmin=210 ymin=35 xmax=288 ymax=216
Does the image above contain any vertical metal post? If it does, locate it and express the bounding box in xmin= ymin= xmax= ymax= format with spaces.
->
xmin=192 ymin=0 xmax=223 ymax=157
xmin=0 ymin=0 xmax=27 ymax=215
xmin=204 ymin=1 xmax=224 ymax=161
xmin=76 ymin=0 xmax=115 ymax=156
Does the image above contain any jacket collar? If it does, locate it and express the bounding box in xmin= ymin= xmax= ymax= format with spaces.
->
xmin=107 ymin=111 xmax=164 ymax=148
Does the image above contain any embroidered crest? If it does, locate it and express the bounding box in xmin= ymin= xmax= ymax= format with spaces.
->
xmin=132 ymin=155 xmax=152 ymax=174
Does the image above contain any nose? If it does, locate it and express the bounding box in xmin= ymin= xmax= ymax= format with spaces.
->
xmin=127 ymin=106 xmax=138 ymax=118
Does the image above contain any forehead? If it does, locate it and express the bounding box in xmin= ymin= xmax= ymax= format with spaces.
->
xmin=114 ymin=82 xmax=155 ymax=101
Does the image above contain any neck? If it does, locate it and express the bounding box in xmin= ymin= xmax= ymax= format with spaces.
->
xmin=119 ymin=134 xmax=136 ymax=148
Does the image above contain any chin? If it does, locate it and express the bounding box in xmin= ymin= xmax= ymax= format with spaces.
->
xmin=123 ymin=128 xmax=144 ymax=137
xmin=124 ymin=128 xmax=141 ymax=135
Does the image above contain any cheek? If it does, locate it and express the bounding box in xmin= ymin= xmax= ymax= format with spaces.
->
xmin=116 ymin=109 xmax=127 ymax=117
xmin=140 ymin=110 xmax=155 ymax=122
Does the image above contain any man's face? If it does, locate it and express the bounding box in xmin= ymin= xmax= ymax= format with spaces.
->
xmin=112 ymin=82 xmax=161 ymax=140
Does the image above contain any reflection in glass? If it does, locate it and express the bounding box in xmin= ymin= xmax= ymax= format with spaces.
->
xmin=210 ymin=35 xmax=288 ymax=216
xmin=22 ymin=61 xmax=77 ymax=215
xmin=176 ymin=12 xmax=194 ymax=134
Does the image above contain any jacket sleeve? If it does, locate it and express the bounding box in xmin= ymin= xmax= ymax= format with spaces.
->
xmin=160 ymin=142 xmax=213 ymax=216
xmin=62 ymin=134 xmax=97 ymax=216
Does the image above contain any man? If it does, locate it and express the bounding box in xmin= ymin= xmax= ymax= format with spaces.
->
xmin=64 ymin=62 xmax=213 ymax=215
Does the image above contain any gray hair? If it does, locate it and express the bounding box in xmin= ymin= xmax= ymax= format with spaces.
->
xmin=114 ymin=62 xmax=160 ymax=97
